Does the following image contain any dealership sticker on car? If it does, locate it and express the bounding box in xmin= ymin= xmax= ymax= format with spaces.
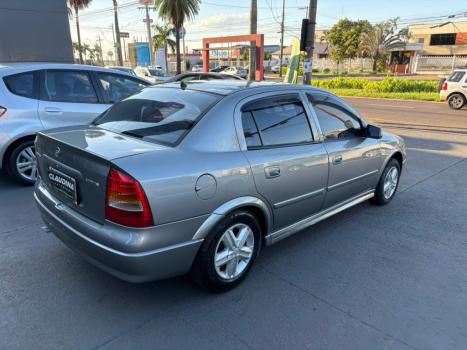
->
xmin=48 ymin=167 xmax=77 ymax=203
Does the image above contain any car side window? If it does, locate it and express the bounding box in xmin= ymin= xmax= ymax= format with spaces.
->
xmin=307 ymin=93 xmax=363 ymax=140
xmin=448 ymin=71 xmax=465 ymax=82
xmin=44 ymin=70 xmax=98 ymax=103
xmin=3 ymin=71 xmax=37 ymax=99
xmin=241 ymin=95 xmax=314 ymax=148
xmin=96 ymin=73 xmax=148 ymax=103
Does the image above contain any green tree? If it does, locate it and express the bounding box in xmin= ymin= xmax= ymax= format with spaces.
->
xmin=154 ymin=0 xmax=201 ymax=74
xmin=358 ymin=18 xmax=411 ymax=72
xmin=68 ymin=0 xmax=93 ymax=64
xmin=327 ymin=19 xmax=372 ymax=68
xmin=152 ymin=23 xmax=176 ymax=72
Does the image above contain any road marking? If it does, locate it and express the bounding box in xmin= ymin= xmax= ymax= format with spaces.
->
xmin=367 ymin=103 xmax=415 ymax=109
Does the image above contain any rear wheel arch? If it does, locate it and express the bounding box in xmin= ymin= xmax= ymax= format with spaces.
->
xmin=2 ymin=134 xmax=36 ymax=169
xmin=447 ymin=91 xmax=467 ymax=100
xmin=192 ymin=196 xmax=273 ymax=241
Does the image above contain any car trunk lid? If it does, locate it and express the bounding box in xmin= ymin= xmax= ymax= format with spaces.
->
xmin=35 ymin=125 xmax=167 ymax=224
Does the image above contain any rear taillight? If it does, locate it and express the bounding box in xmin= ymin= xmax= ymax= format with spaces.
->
xmin=106 ymin=168 xmax=154 ymax=228
xmin=0 ymin=106 xmax=6 ymax=118
xmin=442 ymin=82 xmax=448 ymax=91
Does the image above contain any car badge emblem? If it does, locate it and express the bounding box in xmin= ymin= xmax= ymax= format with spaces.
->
xmin=55 ymin=146 xmax=61 ymax=157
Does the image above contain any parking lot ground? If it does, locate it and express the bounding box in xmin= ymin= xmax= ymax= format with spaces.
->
xmin=1 ymin=98 xmax=466 ymax=350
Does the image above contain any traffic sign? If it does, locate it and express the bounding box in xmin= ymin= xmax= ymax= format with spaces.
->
xmin=179 ymin=27 xmax=186 ymax=39
xmin=119 ymin=32 xmax=130 ymax=38
xmin=143 ymin=18 xmax=153 ymax=23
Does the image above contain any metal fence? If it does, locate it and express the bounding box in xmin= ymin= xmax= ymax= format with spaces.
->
xmin=414 ymin=55 xmax=467 ymax=74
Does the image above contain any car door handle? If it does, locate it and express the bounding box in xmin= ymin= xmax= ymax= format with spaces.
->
xmin=44 ymin=107 xmax=63 ymax=114
xmin=265 ymin=166 xmax=281 ymax=178
xmin=332 ymin=155 xmax=343 ymax=164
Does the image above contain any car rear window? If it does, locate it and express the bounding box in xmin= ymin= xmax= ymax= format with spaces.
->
xmin=92 ymin=87 xmax=219 ymax=146
xmin=3 ymin=71 xmax=37 ymax=99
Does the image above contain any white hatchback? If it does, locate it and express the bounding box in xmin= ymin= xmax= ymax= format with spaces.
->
xmin=0 ymin=63 xmax=150 ymax=184
xmin=440 ymin=69 xmax=467 ymax=110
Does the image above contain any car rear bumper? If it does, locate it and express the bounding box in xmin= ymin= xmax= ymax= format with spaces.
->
xmin=34 ymin=182 xmax=204 ymax=283
xmin=439 ymin=91 xmax=448 ymax=102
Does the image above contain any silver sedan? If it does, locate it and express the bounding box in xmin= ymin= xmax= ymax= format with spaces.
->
xmin=34 ymin=81 xmax=406 ymax=292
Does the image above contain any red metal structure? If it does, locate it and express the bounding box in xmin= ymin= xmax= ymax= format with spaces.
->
xmin=202 ymin=34 xmax=265 ymax=81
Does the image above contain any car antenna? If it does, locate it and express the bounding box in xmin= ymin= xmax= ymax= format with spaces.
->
xmin=180 ymin=81 xmax=187 ymax=90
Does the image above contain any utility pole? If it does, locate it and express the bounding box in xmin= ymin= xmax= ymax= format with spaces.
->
xmin=279 ymin=0 xmax=285 ymax=77
xmin=303 ymin=0 xmax=318 ymax=85
xmin=112 ymin=0 xmax=123 ymax=66
xmin=111 ymin=23 xmax=117 ymax=65
xmin=144 ymin=4 xmax=154 ymax=67
xmin=248 ymin=0 xmax=257 ymax=81
xmin=96 ymin=35 xmax=104 ymax=65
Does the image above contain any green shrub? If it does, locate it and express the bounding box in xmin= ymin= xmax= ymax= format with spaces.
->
xmin=311 ymin=77 xmax=437 ymax=93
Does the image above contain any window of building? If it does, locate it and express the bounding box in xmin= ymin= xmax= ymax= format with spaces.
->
xmin=430 ymin=33 xmax=456 ymax=46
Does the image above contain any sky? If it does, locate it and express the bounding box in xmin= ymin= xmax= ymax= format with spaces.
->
xmin=71 ymin=0 xmax=467 ymax=58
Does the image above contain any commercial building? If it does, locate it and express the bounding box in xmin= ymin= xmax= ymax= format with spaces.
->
xmin=0 ymin=0 xmax=73 ymax=63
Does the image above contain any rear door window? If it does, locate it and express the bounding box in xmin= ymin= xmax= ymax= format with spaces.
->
xmin=96 ymin=72 xmax=148 ymax=103
xmin=93 ymin=87 xmax=219 ymax=146
xmin=241 ymin=95 xmax=314 ymax=148
xmin=448 ymin=71 xmax=465 ymax=82
xmin=3 ymin=71 xmax=38 ymax=99
xmin=44 ymin=70 xmax=98 ymax=103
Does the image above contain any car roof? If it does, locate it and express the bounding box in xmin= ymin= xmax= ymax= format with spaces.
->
xmin=149 ymin=80 xmax=320 ymax=96
xmin=0 ymin=62 xmax=124 ymax=75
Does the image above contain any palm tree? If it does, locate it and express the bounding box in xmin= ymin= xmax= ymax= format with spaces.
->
xmin=358 ymin=18 xmax=410 ymax=72
xmin=68 ymin=0 xmax=92 ymax=64
xmin=152 ymin=23 xmax=176 ymax=73
xmin=154 ymin=0 xmax=201 ymax=74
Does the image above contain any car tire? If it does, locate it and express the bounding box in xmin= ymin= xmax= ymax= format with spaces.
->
xmin=448 ymin=93 xmax=465 ymax=110
xmin=190 ymin=210 xmax=262 ymax=293
xmin=371 ymin=158 xmax=401 ymax=206
xmin=7 ymin=140 xmax=37 ymax=186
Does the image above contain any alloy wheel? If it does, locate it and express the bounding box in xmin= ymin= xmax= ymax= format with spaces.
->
xmin=383 ymin=166 xmax=399 ymax=200
xmin=449 ymin=95 xmax=464 ymax=109
xmin=16 ymin=145 xmax=37 ymax=182
xmin=214 ymin=223 xmax=255 ymax=281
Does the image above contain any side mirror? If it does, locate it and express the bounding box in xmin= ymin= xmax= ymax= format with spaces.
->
xmin=367 ymin=124 xmax=382 ymax=139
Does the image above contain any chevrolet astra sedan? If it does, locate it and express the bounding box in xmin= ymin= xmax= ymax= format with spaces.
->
xmin=34 ymin=81 xmax=406 ymax=292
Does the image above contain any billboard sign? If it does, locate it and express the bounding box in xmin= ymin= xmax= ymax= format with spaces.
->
xmin=210 ymin=49 xmax=229 ymax=59
xmin=136 ymin=42 xmax=150 ymax=67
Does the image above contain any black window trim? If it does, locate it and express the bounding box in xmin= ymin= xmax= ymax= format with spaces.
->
xmin=3 ymin=70 xmax=41 ymax=100
xmin=40 ymin=69 xmax=101 ymax=104
xmin=240 ymin=93 xmax=317 ymax=150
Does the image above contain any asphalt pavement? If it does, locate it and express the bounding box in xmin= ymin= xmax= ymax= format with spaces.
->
xmin=1 ymin=98 xmax=466 ymax=350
